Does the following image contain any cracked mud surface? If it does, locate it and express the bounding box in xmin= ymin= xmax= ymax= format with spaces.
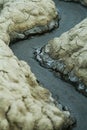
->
xmin=11 ymin=0 xmax=87 ymax=130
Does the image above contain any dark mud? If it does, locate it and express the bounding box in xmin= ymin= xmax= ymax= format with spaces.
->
xmin=10 ymin=0 xmax=87 ymax=130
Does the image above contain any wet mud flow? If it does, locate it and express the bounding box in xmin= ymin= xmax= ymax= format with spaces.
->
xmin=10 ymin=0 xmax=87 ymax=130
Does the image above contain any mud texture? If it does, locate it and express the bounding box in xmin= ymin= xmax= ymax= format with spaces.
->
xmin=10 ymin=0 xmax=87 ymax=130
xmin=35 ymin=18 xmax=87 ymax=96
xmin=0 ymin=0 xmax=58 ymax=44
xmin=0 ymin=0 xmax=75 ymax=130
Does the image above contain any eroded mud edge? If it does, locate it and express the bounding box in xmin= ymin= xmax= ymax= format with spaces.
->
xmin=34 ymin=47 xmax=87 ymax=97
xmin=10 ymin=16 xmax=59 ymax=43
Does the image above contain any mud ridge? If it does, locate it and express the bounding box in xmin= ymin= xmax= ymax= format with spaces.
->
xmin=34 ymin=47 xmax=87 ymax=97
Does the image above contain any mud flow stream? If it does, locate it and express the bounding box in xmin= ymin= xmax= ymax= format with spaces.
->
xmin=10 ymin=0 xmax=87 ymax=130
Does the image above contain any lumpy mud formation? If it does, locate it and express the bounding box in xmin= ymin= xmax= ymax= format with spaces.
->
xmin=0 ymin=0 xmax=75 ymax=130
xmin=0 ymin=0 xmax=59 ymax=44
xmin=35 ymin=18 xmax=87 ymax=96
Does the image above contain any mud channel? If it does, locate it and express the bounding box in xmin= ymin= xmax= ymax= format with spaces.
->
xmin=10 ymin=0 xmax=87 ymax=130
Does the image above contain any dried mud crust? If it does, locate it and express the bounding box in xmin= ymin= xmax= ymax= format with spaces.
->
xmin=0 ymin=0 xmax=59 ymax=44
xmin=0 ymin=40 xmax=74 ymax=130
xmin=0 ymin=42 xmax=74 ymax=130
xmin=35 ymin=18 xmax=87 ymax=97
xmin=0 ymin=0 xmax=75 ymax=130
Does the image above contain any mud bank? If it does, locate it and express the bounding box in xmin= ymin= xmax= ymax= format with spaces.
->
xmin=35 ymin=18 xmax=87 ymax=96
